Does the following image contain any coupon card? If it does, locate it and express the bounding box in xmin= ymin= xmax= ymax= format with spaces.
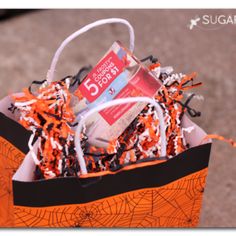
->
xmin=75 ymin=41 xmax=162 ymax=147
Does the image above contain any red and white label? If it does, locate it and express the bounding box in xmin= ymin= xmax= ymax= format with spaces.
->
xmin=77 ymin=44 xmax=161 ymax=127
xmin=100 ymin=68 xmax=161 ymax=125
xmin=78 ymin=51 xmax=124 ymax=102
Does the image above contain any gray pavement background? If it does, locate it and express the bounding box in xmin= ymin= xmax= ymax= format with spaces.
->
xmin=0 ymin=9 xmax=235 ymax=227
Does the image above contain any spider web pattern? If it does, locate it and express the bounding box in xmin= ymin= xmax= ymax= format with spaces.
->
xmin=0 ymin=137 xmax=25 ymax=227
xmin=13 ymin=168 xmax=208 ymax=228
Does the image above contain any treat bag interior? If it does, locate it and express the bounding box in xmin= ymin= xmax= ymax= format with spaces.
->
xmin=13 ymin=114 xmax=211 ymax=183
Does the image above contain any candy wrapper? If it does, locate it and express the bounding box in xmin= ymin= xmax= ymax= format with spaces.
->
xmin=0 ymin=18 xmax=235 ymax=228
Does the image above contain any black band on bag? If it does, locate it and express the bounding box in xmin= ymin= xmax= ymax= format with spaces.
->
xmin=0 ymin=112 xmax=31 ymax=154
xmin=13 ymin=143 xmax=211 ymax=207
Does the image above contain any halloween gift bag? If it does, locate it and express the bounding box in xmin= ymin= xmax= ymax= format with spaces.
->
xmin=0 ymin=18 xmax=213 ymax=228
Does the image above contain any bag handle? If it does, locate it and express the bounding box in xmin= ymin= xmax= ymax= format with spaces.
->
xmin=47 ymin=18 xmax=135 ymax=83
xmin=75 ymin=97 xmax=166 ymax=175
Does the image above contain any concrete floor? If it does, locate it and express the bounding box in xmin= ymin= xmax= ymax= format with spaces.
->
xmin=0 ymin=9 xmax=235 ymax=227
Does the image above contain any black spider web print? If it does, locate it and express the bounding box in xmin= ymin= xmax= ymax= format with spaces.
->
xmin=13 ymin=169 xmax=207 ymax=228
xmin=0 ymin=137 xmax=25 ymax=226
